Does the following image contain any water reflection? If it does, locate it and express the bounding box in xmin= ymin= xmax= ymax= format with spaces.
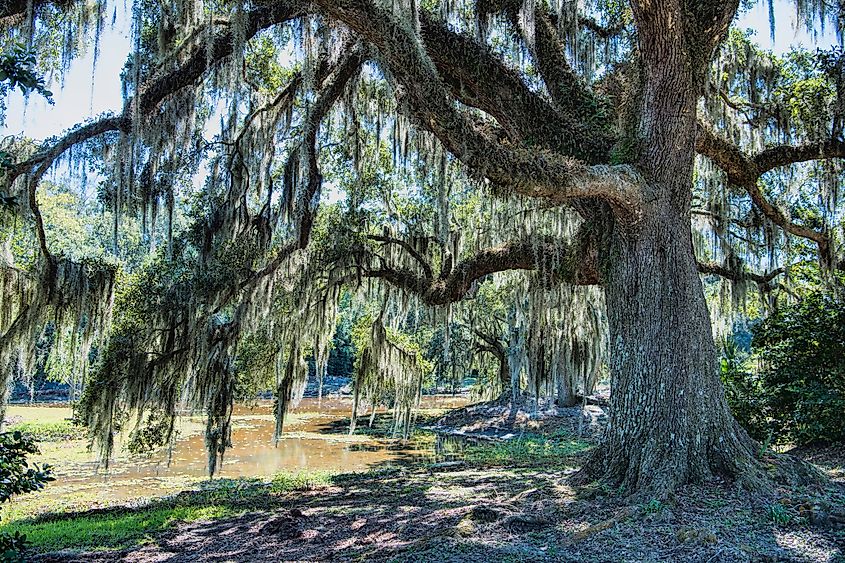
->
xmin=34 ymin=395 xmax=469 ymax=500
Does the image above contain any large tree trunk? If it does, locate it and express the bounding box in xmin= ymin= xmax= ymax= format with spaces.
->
xmin=581 ymin=3 xmax=765 ymax=497
xmin=555 ymin=372 xmax=579 ymax=408
xmin=591 ymin=205 xmax=763 ymax=496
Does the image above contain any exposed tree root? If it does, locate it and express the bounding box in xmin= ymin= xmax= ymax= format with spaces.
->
xmin=573 ymin=425 xmax=830 ymax=501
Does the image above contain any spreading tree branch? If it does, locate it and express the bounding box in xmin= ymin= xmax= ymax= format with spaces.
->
xmin=7 ymin=0 xmax=306 ymax=185
xmin=419 ymin=15 xmax=608 ymax=160
xmin=578 ymin=14 xmax=627 ymax=39
xmin=696 ymin=260 xmax=786 ymax=289
xmin=362 ymin=231 xmax=601 ymax=305
xmin=695 ymin=123 xmax=843 ymax=262
xmin=367 ymin=234 xmax=434 ymax=279
xmin=234 ymin=45 xmax=366 ymax=297
xmin=316 ymin=0 xmax=643 ymax=218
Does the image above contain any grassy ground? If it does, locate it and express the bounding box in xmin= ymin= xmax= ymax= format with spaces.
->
xmin=4 ymin=474 xmax=344 ymax=554
xmin=5 ymin=405 xmax=845 ymax=562
xmin=6 ymin=420 xmax=87 ymax=441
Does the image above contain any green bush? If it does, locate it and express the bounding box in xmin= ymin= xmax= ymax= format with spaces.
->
xmin=720 ymin=339 xmax=769 ymax=442
xmin=0 ymin=431 xmax=54 ymax=562
xmin=722 ymin=292 xmax=845 ymax=446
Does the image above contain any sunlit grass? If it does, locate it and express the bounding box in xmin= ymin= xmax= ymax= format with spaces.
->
xmin=7 ymin=420 xmax=86 ymax=441
xmin=0 ymin=478 xmax=279 ymax=553
xmin=3 ymin=504 xmax=234 ymax=553
xmin=270 ymin=470 xmax=337 ymax=492
xmin=461 ymin=431 xmax=592 ymax=469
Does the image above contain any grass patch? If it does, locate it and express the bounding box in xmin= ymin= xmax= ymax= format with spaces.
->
xmin=461 ymin=432 xmax=591 ymax=469
xmin=1 ymin=468 xmax=358 ymax=554
xmin=3 ymin=504 xmax=234 ymax=553
xmin=0 ymin=478 xmax=281 ymax=553
xmin=7 ymin=420 xmax=86 ymax=442
xmin=270 ymin=470 xmax=336 ymax=493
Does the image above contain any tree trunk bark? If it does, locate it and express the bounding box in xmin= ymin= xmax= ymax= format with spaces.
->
xmin=507 ymin=324 xmax=525 ymax=406
xmin=580 ymin=7 xmax=767 ymax=496
xmin=556 ymin=372 xmax=579 ymax=408
xmin=497 ymin=352 xmax=510 ymax=398
xmin=588 ymin=206 xmax=763 ymax=496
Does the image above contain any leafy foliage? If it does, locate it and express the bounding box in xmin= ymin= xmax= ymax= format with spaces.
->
xmin=0 ymin=43 xmax=53 ymax=100
xmin=722 ymin=292 xmax=845 ymax=445
xmin=0 ymin=431 xmax=54 ymax=562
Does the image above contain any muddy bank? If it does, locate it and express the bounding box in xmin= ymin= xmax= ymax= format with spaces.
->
xmin=426 ymin=396 xmax=608 ymax=442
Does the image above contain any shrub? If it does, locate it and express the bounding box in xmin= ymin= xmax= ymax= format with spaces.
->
xmin=720 ymin=337 xmax=768 ymax=441
xmin=722 ymin=292 xmax=845 ymax=446
xmin=0 ymin=431 xmax=54 ymax=562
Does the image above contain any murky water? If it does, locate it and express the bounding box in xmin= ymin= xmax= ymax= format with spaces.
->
xmin=111 ymin=396 xmax=466 ymax=479
xmin=11 ymin=395 xmax=470 ymax=504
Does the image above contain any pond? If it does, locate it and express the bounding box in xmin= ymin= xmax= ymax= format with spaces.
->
xmin=5 ymin=395 xmax=470 ymax=512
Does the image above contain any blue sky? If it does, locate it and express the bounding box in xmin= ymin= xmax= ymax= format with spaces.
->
xmin=1 ymin=0 xmax=840 ymax=142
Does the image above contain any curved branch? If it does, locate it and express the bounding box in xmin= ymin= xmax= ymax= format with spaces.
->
xmin=697 ymin=260 xmax=786 ymax=288
xmin=695 ymin=123 xmax=839 ymax=261
xmin=481 ymin=0 xmax=610 ymax=121
xmin=367 ymin=234 xmax=433 ymax=279
xmin=234 ymin=73 xmax=302 ymax=148
xmin=578 ymin=15 xmax=627 ymax=39
xmin=754 ymin=140 xmax=845 ymax=175
xmin=526 ymin=4 xmax=606 ymax=125
xmin=316 ymin=0 xmax=643 ymax=218
xmin=419 ymin=15 xmax=607 ymax=160
xmin=471 ymin=327 xmax=505 ymax=355
xmin=294 ymin=45 xmax=365 ymax=248
xmin=7 ymin=0 xmax=306 ymax=185
xmin=364 ymin=233 xmax=601 ymax=306
xmin=234 ymin=46 xmax=366 ymax=299
xmin=10 ymin=116 xmax=131 ymax=184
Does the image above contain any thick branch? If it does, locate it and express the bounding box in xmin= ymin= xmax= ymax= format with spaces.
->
xmin=419 ymin=16 xmax=608 ymax=161
xmin=234 ymin=47 xmax=365 ymax=300
xmin=295 ymin=45 xmax=364 ymax=248
xmin=578 ymin=15 xmax=627 ymax=39
xmin=7 ymin=0 xmax=306 ymax=184
xmin=528 ymin=5 xmax=606 ymax=125
xmin=754 ymin=140 xmax=845 ymax=175
xmin=697 ymin=260 xmax=786 ymax=288
xmin=472 ymin=327 xmax=505 ymax=356
xmin=11 ymin=116 xmax=131 ymax=184
xmin=695 ymin=123 xmax=839 ymax=261
xmin=364 ymin=234 xmax=600 ymax=306
xmin=367 ymin=234 xmax=433 ymax=279
xmin=316 ymin=0 xmax=642 ymax=218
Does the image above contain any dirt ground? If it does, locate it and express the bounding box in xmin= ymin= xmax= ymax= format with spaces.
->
xmin=29 ymin=401 xmax=845 ymax=562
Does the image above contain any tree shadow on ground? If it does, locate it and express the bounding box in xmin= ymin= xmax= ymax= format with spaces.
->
xmin=27 ymin=451 xmax=845 ymax=563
